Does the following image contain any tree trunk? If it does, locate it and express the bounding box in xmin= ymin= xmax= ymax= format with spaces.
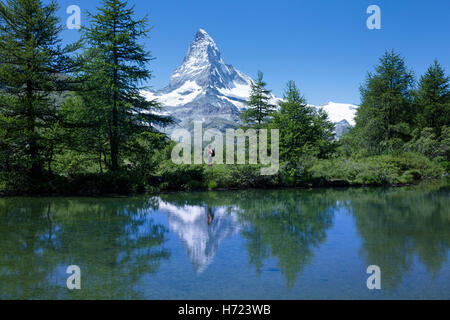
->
xmin=25 ymin=15 xmax=42 ymax=181
xmin=26 ymin=78 xmax=42 ymax=180
xmin=110 ymin=18 xmax=119 ymax=172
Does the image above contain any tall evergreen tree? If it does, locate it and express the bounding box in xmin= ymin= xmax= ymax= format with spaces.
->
xmin=416 ymin=60 xmax=450 ymax=136
xmin=352 ymin=50 xmax=415 ymax=154
xmin=241 ymin=71 xmax=275 ymax=127
xmin=0 ymin=0 xmax=80 ymax=181
xmin=271 ymin=81 xmax=335 ymax=162
xmin=80 ymin=0 xmax=171 ymax=171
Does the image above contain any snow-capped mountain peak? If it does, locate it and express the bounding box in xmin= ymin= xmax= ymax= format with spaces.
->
xmin=143 ymin=30 xmax=358 ymax=137
xmin=169 ymin=29 xmax=221 ymax=88
xmin=163 ymin=28 xmax=252 ymax=94
xmin=143 ymin=29 xmax=255 ymax=130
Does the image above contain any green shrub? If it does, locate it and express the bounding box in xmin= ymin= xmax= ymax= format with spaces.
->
xmin=208 ymin=180 xmax=218 ymax=190
xmin=355 ymin=171 xmax=383 ymax=185
xmin=155 ymin=160 xmax=205 ymax=191
xmin=309 ymin=152 xmax=444 ymax=186
xmin=67 ymin=170 xmax=147 ymax=195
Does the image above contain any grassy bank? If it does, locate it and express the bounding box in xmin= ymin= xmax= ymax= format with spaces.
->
xmin=0 ymin=152 xmax=446 ymax=196
xmin=200 ymin=152 xmax=446 ymax=190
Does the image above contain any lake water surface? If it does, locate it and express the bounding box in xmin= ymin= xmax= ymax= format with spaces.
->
xmin=1 ymin=180 xmax=449 ymax=299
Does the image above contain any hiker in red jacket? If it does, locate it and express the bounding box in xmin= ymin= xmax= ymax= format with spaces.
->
xmin=207 ymin=144 xmax=215 ymax=167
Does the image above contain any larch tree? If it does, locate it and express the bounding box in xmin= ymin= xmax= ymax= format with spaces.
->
xmin=416 ymin=60 xmax=450 ymax=136
xmin=352 ymin=50 xmax=415 ymax=154
xmin=241 ymin=71 xmax=275 ymax=128
xmin=271 ymin=81 xmax=335 ymax=162
xmin=80 ymin=0 xmax=171 ymax=172
xmin=0 ymin=0 xmax=81 ymax=181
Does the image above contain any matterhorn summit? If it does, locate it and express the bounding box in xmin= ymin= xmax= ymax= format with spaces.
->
xmin=168 ymin=29 xmax=251 ymax=91
xmin=143 ymin=29 xmax=255 ymax=132
xmin=143 ymin=29 xmax=358 ymax=136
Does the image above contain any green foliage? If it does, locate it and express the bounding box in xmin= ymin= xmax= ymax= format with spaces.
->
xmin=352 ymin=50 xmax=415 ymax=155
xmin=208 ymin=180 xmax=218 ymax=190
xmin=67 ymin=170 xmax=147 ymax=195
xmin=241 ymin=71 xmax=275 ymax=127
xmin=310 ymin=153 xmax=444 ymax=186
xmin=157 ymin=163 xmax=205 ymax=191
xmin=343 ymin=53 xmax=449 ymax=178
xmin=76 ymin=0 xmax=172 ymax=171
xmin=52 ymin=149 xmax=99 ymax=176
xmin=404 ymin=127 xmax=445 ymax=160
xmin=271 ymin=81 xmax=336 ymax=163
xmin=0 ymin=0 xmax=81 ymax=181
xmin=0 ymin=5 xmax=447 ymax=196
xmin=346 ymin=53 xmax=449 ymax=161
xmin=415 ymin=60 xmax=450 ymax=136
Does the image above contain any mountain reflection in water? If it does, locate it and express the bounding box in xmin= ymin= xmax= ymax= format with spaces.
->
xmin=159 ymin=201 xmax=241 ymax=273
xmin=0 ymin=180 xmax=449 ymax=299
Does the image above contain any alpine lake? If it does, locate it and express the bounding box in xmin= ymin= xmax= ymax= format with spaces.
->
xmin=1 ymin=180 xmax=449 ymax=299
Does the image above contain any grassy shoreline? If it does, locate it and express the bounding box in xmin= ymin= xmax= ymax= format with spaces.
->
xmin=1 ymin=152 xmax=447 ymax=197
xmin=0 ymin=177 xmax=447 ymax=198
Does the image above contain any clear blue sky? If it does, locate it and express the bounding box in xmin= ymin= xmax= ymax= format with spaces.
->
xmin=58 ymin=0 xmax=450 ymax=106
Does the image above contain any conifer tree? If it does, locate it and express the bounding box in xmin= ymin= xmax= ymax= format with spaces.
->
xmin=0 ymin=0 xmax=80 ymax=181
xmin=241 ymin=71 xmax=275 ymax=127
xmin=271 ymin=81 xmax=335 ymax=162
xmin=352 ymin=50 xmax=415 ymax=154
xmin=80 ymin=0 xmax=171 ymax=171
xmin=416 ymin=60 xmax=450 ymax=136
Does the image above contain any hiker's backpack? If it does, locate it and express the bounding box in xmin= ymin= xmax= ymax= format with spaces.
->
xmin=211 ymin=149 xmax=215 ymax=157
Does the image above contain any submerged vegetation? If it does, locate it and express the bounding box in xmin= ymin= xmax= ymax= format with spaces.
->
xmin=0 ymin=0 xmax=448 ymax=196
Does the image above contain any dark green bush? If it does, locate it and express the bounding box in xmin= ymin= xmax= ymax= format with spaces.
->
xmin=310 ymin=153 xmax=444 ymax=186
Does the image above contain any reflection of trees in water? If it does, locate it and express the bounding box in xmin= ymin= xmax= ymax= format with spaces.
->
xmin=235 ymin=190 xmax=336 ymax=288
xmin=0 ymin=200 xmax=61 ymax=299
xmin=153 ymin=183 xmax=450 ymax=292
xmin=1 ymin=181 xmax=448 ymax=298
xmin=160 ymin=191 xmax=336 ymax=287
xmin=163 ymin=184 xmax=450 ymax=290
xmin=0 ymin=197 xmax=169 ymax=299
xmin=349 ymin=181 xmax=450 ymax=290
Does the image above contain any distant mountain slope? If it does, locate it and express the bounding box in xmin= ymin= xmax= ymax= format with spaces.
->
xmin=316 ymin=102 xmax=359 ymax=137
xmin=317 ymin=102 xmax=358 ymax=126
xmin=143 ymin=29 xmax=358 ymax=137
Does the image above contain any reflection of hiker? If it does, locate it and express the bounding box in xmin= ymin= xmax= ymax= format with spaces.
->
xmin=207 ymin=206 xmax=214 ymax=226
xmin=207 ymin=144 xmax=215 ymax=167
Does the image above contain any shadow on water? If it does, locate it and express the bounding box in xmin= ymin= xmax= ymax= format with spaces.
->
xmin=0 ymin=197 xmax=170 ymax=299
